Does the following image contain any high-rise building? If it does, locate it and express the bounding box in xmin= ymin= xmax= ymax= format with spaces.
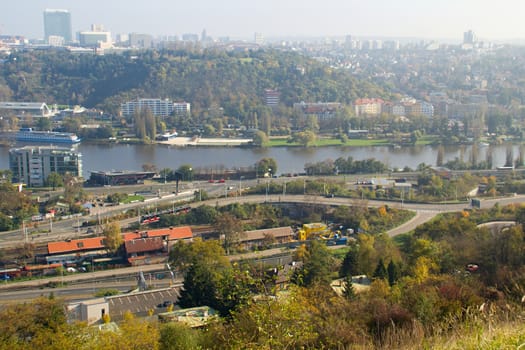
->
xmin=44 ymin=9 xmax=72 ymax=44
xmin=463 ymin=30 xmax=477 ymax=45
xmin=9 ymin=146 xmax=82 ymax=187
xmin=254 ymin=32 xmax=264 ymax=45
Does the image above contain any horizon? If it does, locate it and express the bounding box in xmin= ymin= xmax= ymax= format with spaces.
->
xmin=2 ymin=1 xmax=525 ymax=43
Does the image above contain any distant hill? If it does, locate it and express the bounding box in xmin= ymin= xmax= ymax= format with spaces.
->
xmin=0 ymin=49 xmax=390 ymax=118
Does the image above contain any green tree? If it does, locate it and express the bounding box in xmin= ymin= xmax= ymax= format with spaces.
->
xmin=36 ymin=117 xmax=52 ymax=131
xmin=169 ymin=238 xmax=228 ymax=274
xmin=176 ymin=164 xmax=194 ymax=181
xmin=256 ymin=157 xmax=278 ymax=177
xmin=294 ymin=240 xmax=334 ymax=287
xmin=340 ymin=247 xmax=360 ymax=277
xmin=387 ymin=260 xmax=400 ymax=286
xmin=46 ymin=172 xmax=63 ymax=191
xmin=373 ymin=258 xmax=387 ymax=280
xmin=342 ymin=275 xmax=357 ymax=300
xmin=159 ymin=322 xmax=203 ymax=350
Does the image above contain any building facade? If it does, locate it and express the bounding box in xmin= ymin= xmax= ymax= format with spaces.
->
xmin=354 ymin=98 xmax=384 ymax=116
xmin=173 ymin=102 xmax=191 ymax=116
xmin=264 ymin=89 xmax=280 ymax=107
xmin=44 ymin=9 xmax=72 ymax=44
xmin=121 ymin=98 xmax=176 ymax=117
xmin=9 ymin=146 xmax=82 ymax=187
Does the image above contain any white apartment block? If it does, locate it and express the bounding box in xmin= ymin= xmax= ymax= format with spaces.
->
xmin=173 ymin=102 xmax=191 ymax=116
xmin=121 ymin=99 xmax=182 ymax=117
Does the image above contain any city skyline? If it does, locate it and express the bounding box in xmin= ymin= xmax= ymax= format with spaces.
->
xmin=1 ymin=0 xmax=525 ymax=42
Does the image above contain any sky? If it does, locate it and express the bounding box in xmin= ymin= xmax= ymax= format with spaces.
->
xmin=1 ymin=0 xmax=525 ymax=41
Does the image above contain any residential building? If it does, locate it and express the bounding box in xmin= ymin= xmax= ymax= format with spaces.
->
xmin=121 ymin=98 xmax=179 ymax=117
xmin=129 ymin=33 xmax=153 ymax=48
xmin=293 ymin=102 xmax=342 ymax=121
xmin=9 ymin=146 xmax=82 ymax=187
xmin=44 ymin=9 xmax=72 ymax=44
xmin=173 ymin=102 xmax=191 ymax=116
xmin=264 ymin=89 xmax=280 ymax=107
xmin=353 ymin=98 xmax=384 ymax=116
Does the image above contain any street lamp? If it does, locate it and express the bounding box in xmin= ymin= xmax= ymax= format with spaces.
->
xmin=239 ymin=176 xmax=245 ymax=197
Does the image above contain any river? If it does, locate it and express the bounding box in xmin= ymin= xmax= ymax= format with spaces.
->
xmin=0 ymin=142 xmax=517 ymax=178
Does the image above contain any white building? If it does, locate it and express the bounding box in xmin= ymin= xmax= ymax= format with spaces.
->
xmin=0 ymin=102 xmax=54 ymax=118
xmin=121 ymin=98 xmax=177 ymax=117
xmin=173 ymin=102 xmax=191 ymax=116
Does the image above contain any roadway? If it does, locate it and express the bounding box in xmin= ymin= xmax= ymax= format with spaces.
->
xmin=2 ymin=175 xmax=525 ymax=248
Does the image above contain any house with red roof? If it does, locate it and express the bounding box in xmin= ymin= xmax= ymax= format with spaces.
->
xmin=123 ymin=226 xmax=193 ymax=266
xmin=46 ymin=237 xmax=108 ymax=264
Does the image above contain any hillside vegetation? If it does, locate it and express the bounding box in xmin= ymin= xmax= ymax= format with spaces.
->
xmin=0 ymin=49 xmax=388 ymax=119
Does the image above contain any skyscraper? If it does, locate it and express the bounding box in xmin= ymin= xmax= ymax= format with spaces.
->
xmin=44 ymin=9 xmax=72 ymax=44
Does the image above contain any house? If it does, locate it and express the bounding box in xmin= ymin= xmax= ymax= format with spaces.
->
xmin=123 ymin=226 xmax=193 ymax=265
xmin=240 ymin=226 xmax=294 ymax=250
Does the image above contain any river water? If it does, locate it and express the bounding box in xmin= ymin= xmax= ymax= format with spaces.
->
xmin=0 ymin=142 xmax=516 ymax=178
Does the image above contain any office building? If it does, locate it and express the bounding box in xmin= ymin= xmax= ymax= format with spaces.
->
xmin=463 ymin=30 xmax=477 ymax=45
xmin=9 ymin=146 xmax=82 ymax=187
xmin=44 ymin=9 xmax=72 ymax=44
xmin=79 ymin=31 xmax=111 ymax=48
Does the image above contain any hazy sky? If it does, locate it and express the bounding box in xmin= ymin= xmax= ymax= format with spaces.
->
xmin=1 ymin=0 xmax=525 ymax=41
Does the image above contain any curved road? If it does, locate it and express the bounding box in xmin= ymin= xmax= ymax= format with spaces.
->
xmin=1 ymin=183 xmax=524 ymax=247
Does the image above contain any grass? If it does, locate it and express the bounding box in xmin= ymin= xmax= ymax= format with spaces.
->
xmin=121 ymin=195 xmax=144 ymax=204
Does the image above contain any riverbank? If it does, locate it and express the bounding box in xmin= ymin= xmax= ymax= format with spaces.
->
xmin=158 ymin=136 xmax=253 ymax=147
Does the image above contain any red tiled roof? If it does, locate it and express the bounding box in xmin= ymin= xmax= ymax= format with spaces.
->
xmin=123 ymin=226 xmax=193 ymax=242
xmin=125 ymin=236 xmax=165 ymax=254
xmin=48 ymin=237 xmax=106 ymax=254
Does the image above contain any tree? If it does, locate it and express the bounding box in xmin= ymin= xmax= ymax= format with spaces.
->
xmin=340 ymin=247 xmax=360 ymax=277
xmin=176 ymin=164 xmax=194 ymax=181
xmin=102 ymin=221 xmax=122 ymax=254
xmin=169 ymin=238 xmax=228 ymax=274
xmin=178 ymin=259 xmax=218 ymax=309
xmin=160 ymin=322 xmax=203 ymax=350
xmin=214 ymin=213 xmax=244 ymax=254
xmin=256 ymin=157 xmax=278 ymax=177
xmin=387 ymin=260 xmax=400 ymax=286
xmin=373 ymin=258 xmax=387 ymax=280
xmin=342 ymin=275 xmax=357 ymax=300
xmin=46 ymin=172 xmax=63 ymax=191
xmin=252 ymin=130 xmax=269 ymax=147
xmin=36 ymin=117 xmax=52 ymax=131
xmin=293 ymin=240 xmax=334 ymax=287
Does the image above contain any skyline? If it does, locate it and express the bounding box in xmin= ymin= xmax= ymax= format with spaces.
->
xmin=1 ymin=1 xmax=525 ymax=42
